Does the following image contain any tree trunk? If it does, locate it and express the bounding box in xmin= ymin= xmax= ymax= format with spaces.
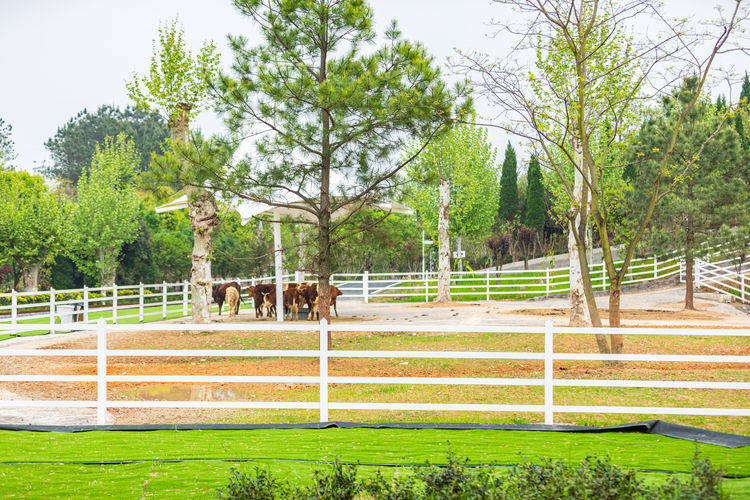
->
xmin=21 ymin=262 xmax=42 ymax=292
xmin=684 ymin=212 xmax=695 ymax=310
xmin=608 ymin=281 xmax=623 ymax=354
xmin=568 ymin=162 xmax=589 ymax=327
xmin=169 ymin=104 xmax=219 ymax=323
xmin=98 ymin=246 xmax=117 ymax=288
xmin=436 ymin=177 xmax=451 ymax=302
xmin=523 ymin=255 xmax=529 ymax=270
xmin=187 ymin=188 xmax=219 ymax=323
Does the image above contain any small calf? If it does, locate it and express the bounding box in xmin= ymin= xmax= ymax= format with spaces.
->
xmin=225 ymin=286 xmax=240 ymax=317
xmin=283 ymin=288 xmax=300 ymax=321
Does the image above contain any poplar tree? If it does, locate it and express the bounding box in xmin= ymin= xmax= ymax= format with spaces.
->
xmin=524 ymin=156 xmax=545 ymax=236
xmin=126 ymin=19 xmax=220 ymax=322
xmin=497 ymin=143 xmax=518 ymax=224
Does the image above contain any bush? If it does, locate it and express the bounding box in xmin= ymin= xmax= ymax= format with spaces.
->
xmin=216 ymin=453 xmax=726 ymax=500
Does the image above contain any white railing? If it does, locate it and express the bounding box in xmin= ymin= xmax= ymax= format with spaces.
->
xmin=0 ymin=252 xmax=734 ymax=331
xmin=693 ymin=258 xmax=749 ymax=304
xmin=0 ymin=320 xmax=747 ymax=425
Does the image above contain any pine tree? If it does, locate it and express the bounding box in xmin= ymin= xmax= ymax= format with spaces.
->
xmin=497 ymin=142 xmax=518 ymax=224
xmin=524 ymin=156 xmax=545 ymax=235
xmin=736 ymin=112 xmax=748 ymax=150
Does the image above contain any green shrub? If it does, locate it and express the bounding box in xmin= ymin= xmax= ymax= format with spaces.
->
xmin=216 ymin=453 xmax=726 ymax=500
xmin=0 ymin=288 xmax=154 ymax=307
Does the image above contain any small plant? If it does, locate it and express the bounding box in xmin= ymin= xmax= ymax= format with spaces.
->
xmin=217 ymin=467 xmax=280 ymax=500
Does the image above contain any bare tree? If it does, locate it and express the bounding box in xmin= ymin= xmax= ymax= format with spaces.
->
xmin=456 ymin=0 xmax=747 ymax=353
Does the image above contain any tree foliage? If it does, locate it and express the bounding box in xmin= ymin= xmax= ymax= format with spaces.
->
xmin=0 ymin=171 xmax=68 ymax=289
xmin=0 ymin=118 xmax=17 ymax=170
xmin=42 ymin=105 xmax=169 ymax=183
xmin=497 ymin=143 xmax=519 ymax=224
xmin=68 ymin=135 xmax=141 ymax=286
xmin=524 ymin=156 xmax=545 ymax=234
xmin=126 ymin=18 xmax=220 ymax=125
xmin=406 ymin=125 xmax=499 ymax=239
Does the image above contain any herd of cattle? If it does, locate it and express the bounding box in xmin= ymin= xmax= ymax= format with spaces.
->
xmin=211 ymin=281 xmax=344 ymax=320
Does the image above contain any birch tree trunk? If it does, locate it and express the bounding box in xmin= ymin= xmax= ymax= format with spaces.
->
xmin=21 ymin=262 xmax=42 ymax=292
xmin=436 ymin=177 xmax=451 ymax=302
xmin=98 ymin=246 xmax=117 ymax=288
xmin=569 ymin=140 xmax=590 ymax=327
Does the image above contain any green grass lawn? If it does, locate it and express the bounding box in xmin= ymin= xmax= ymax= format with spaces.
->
xmin=0 ymin=428 xmax=748 ymax=498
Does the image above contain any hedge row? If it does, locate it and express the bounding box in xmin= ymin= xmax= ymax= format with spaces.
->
xmin=0 ymin=288 xmax=156 ymax=307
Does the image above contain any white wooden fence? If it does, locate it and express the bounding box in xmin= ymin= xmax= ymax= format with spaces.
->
xmin=0 ymin=320 xmax=747 ymax=425
xmin=3 ymin=251 xmax=747 ymax=330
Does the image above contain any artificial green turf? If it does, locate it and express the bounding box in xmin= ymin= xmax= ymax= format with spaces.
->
xmin=0 ymin=428 xmax=748 ymax=498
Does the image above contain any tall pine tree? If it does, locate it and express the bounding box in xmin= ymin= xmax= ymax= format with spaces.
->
xmin=497 ymin=142 xmax=518 ymax=224
xmin=524 ymin=156 xmax=545 ymax=235
xmin=740 ymin=72 xmax=750 ymax=105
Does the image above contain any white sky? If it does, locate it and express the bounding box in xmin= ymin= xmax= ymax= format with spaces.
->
xmin=1 ymin=0 xmax=746 ymax=175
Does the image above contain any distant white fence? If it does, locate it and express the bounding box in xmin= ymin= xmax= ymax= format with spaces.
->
xmin=0 ymin=320 xmax=747 ymax=425
xmin=3 ymin=251 xmax=747 ymax=330
xmin=690 ymin=258 xmax=749 ymax=304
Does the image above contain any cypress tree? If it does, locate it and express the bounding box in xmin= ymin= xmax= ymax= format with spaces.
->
xmin=740 ymin=72 xmax=750 ymax=107
xmin=715 ymin=95 xmax=726 ymax=112
xmin=736 ymin=113 xmax=748 ymax=150
xmin=497 ymin=142 xmax=518 ymax=223
xmin=524 ymin=156 xmax=545 ymax=235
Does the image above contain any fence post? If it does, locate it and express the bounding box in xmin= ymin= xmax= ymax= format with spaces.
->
xmin=96 ymin=318 xmax=107 ymax=425
xmin=545 ymin=267 xmax=550 ymax=295
xmin=601 ymin=262 xmax=606 ymax=290
xmin=162 ymin=281 xmax=167 ymax=319
xmin=544 ymin=319 xmax=554 ymax=425
xmin=49 ymin=288 xmax=55 ymax=334
xmin=112 ymin=284 xmax=117 ymax=325
xmin=138 ymin=283 xmax=144 ymax=323
xmin=742 ymin=274 xmax=746 ymax=303
xmin=83 ymin=285 xmax=89 ymax=323
xmin=424 ymin=272 xmax=429 ymax=303
xmin=319 ymin=318 xmax=329 ymax=423
xmin=695 ymin=260 xmax=702 ymax=290
xmin=182 ymin=281 xmax=189 ymax=316
xmin=10 ymin=289 xmax=17 ymax=326
xmin=653 ymin=257 xmax=658 ymax=279
xmin=363 ymin=271 xmax=369 ymax=304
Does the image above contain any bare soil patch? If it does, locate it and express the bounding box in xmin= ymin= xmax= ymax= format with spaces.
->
xmin=509 ymin=307 xmax=725 ymax=322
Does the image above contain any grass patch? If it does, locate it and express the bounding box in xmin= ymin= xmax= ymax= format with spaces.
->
xmin=0 ymin=428 xmax=748 ymax=498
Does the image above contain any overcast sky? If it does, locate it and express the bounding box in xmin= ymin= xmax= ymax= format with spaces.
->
xmin=1 ymin=0 xmax=746 ymax=175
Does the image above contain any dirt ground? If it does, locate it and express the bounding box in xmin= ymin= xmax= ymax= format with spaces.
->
xmin=0 ymin=285 xmax=748 ymax=427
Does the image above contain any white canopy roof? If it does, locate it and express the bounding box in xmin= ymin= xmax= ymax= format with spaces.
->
xmin=155 ymin=194 xmax=413 ymax=223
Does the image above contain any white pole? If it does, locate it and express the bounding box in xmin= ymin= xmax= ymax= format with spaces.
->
xmin=83 ymin=285 xmax=89 ymax=323
xmin=182 ymin=281 xmax=189 ymax=316
xmin=363 ymin=270 xmax=369 ymax=304
xmin=319 ymin=318 xmax=329 ymax=422
xmin=545 ymin=267 xmax=550 ymax=295
xmin=485 ymin=268 xmax=490 ymax=301
xmin=653 ymin=257 xmax=658 ymax=280
xmin=138 ymin=283 xmax=144 ymax=323
xmin=49 ymin=288 xmax=55 ymax=334
xmin=10 ymin=289 xmax=16 ymax=326
xmin=742 ymin=274 xmax=747 ymax=303
xmin=112 ymin=285 xmax=117 ymax=325
xmin=421 ymin=230 xmax=425 ymax=279
xmin=273 ymin=218 xmax=284 ymax=322
xmin=96 ymin=318 xmax=107 ymax=425
xmin=544 ymin=319 xmax=554 ymax=425
xmin=162 ymin=281 xmax=167 ymax=319
xmin=425 ymin=271 xmax=429 ymax=303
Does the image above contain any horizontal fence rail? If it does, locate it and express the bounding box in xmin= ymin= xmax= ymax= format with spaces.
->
xmin=1 ymin=252 xmax=747 ymax=334
xmin=0 ymin=320 xmax=747 ymax=424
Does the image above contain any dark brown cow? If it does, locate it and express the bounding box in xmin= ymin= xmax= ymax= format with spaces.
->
xmin=299 ymin=283 xmax=344 ymax=320
xmin=212 ymin=281 xmax=242 ymax=315
xmin=250 ymin=283 xmax=277 ymax=318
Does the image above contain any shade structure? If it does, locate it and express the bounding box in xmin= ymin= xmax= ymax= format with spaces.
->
xmin=155 ymin=194 xmax=413 ymax=321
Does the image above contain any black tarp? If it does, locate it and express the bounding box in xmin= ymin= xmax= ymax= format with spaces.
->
xmin=0 ymin=419 xmax=747 ymax=448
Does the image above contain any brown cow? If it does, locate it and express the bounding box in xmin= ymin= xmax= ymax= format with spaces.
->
xmin=251 ymin=283 xmax=277 ymax=318
xmin=226 ymin=286 xmax=240 ymax=317
xmin=300 ymin=283 xmax=343 ymax=320
xmin=283 ymin=288 xmax=300 ymax=321
xmin=260 ymin=291 xmax=276 ymax=318
xmin=212 ymin=281 xmax=242 ymax=315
